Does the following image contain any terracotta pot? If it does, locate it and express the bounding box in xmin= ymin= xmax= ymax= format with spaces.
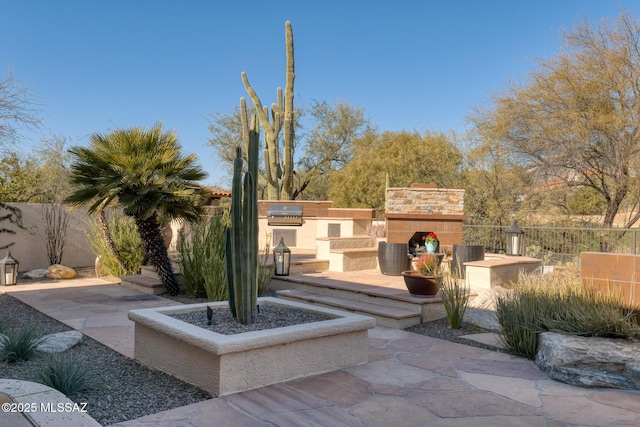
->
xmin=401 ymin=270 xmax=441 ymax=297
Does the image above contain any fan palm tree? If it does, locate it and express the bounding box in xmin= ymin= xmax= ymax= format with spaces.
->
xmin=66 ymin=123 xmax=208 ymax=295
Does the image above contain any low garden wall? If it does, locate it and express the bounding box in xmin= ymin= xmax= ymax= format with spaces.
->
xmin=580 ymin=252 xmax=640 ymax=311
xmin=0 ymin=203 xmax=96 ymax=272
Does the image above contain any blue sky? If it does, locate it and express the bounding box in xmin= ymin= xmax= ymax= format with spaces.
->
xmin=2 ymin=1 xmax=639 ymax=187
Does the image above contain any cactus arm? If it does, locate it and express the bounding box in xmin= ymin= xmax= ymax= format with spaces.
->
xmin=224 ymin=226 xmax=236 ymax=318
xmin=281 ymin=21 xmax=295 ymax=198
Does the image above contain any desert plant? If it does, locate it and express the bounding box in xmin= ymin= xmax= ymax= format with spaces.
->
xmin=85 ymin=210 xmax=144 ymax=276
xmin=415 ymin=253 xmax=441 ymax=277
xmin=496 ymin=265 xmax=640 ymax=359
xmin=178 ymin=209 xmax=231 ymax=301
xmin=242 ymin=21 xmax=295 ymax=200
xmin=495 ymin=289 xmax=540 ymax=359
xmin=1 ymin=327 xmax=43 ymax=363
xmin=225 ymin=102 xmax=260 ymax=324
xmin=38 ymin=353 xmax=91 ymax=396
xmin=440 ymin=274 xmax=470 ymax=329
xmin=41 ymin=201 xmax=70 ymax=265
xmin=66 ymin=123 xmax=208 ymax=296
xmin=258 ymin=233 xmax=273 ymax=297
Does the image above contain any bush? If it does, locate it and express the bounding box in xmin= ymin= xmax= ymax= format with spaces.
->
xmin=178 ymin=210 xmax=274 ymax=300
xmin=178 ymin=209 xmax=229 ymax=300
xmin=1 ymin=327 xmax=43 ymax=363
xmin=38 ymin=353 xmax=91 ymax=396
xmin=496 ymin=265 xmax=640 ymax=359
xmin=86 ymin=210 xmax=144 ymax=276
xmin=440 ymin=274 xmax=469 ymax=329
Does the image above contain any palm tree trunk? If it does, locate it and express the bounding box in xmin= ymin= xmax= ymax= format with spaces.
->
xmin=97 ymin=205 xmax=129 ymax=274
xmin=134 ymin=213 xmax=180 ymax=296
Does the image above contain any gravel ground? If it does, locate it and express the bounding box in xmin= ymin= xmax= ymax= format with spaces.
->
xmin=0 ymin=293 xmax=211 ymax=426
xmin=1 ymin=284 xmax=505 ymax=425
xmin=171 ymin=305 xmax=332 ymax=335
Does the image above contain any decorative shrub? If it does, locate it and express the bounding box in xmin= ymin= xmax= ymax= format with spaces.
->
xmin=85 ymin=210 xmax=144 ymax=276
xmin=496 ymin=264 xmax=640 ymax=359
xmin=440 ymin=274 xmax=469 ymax=329
xmin=178 ymin=209 xmax=230 ymax=300
xmin=415 ymin=253 xmax=440 ymax=277
xmin=1 ymin=327 xmax=43 ymax=363
xmin=38 ymin=353 xmax=91 ymax=396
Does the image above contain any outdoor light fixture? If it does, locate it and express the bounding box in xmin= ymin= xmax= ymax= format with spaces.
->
xmin=273 ymin=237 xmax=291 ymax=276
xmin=505 ymin=219 xmax=525 ymax=256
xmin=0 ymin=251 xmax=19 ymax=286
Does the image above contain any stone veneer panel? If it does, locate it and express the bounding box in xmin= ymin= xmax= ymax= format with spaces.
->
xmin=386 ymin=188 xmax=464 ymax=216
xmin=385 ymin=187 xmax=466 ymax=248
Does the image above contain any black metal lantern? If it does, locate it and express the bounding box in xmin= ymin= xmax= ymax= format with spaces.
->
xmin=0 ymin=251 xmax=19 ymax=286
xmin=505 ymin=219 xmax=525 ymax=256
xmin=273 ymin=237 xmax=291 ymax=276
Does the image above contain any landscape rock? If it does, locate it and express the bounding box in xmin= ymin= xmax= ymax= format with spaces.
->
xmin=36 ymin=331 xmax=83 ymax=353
xmin=46 ymin=264 xmax=77 ymax=280
xmin=0 ymin=330 xmax=83 ymax=353
xmin=535 ymin=332 xmax=640 ymax=390
xmin=22 ymin=269 xmax=48 ymax=279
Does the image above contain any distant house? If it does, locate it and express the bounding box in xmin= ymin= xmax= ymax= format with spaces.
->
xmin=204 ymin=188 xmax=231 ymax=207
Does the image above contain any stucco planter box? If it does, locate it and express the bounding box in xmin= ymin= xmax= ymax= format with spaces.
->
xmin=128 ymin=297 xmax=375 ymax=396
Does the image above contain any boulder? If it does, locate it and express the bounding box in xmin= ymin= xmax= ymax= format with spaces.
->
xmin=22 ymin=269 xmax=48 ymax=279
xmin=536 ymin=332 xmax=640 ymax=390
xmin=46 ymin=264 xmax=77 ymax=280
xmin=37 ymin=331 xmax=83 ymax=353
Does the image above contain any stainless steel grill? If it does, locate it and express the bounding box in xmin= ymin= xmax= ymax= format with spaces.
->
xmin=266 ymin=205 xmax=303 ymax=226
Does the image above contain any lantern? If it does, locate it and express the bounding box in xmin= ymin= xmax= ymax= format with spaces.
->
xmin=0 ymin=251 xmax=19 ymax=286
xmin=273 ymin=237 xmax=291 ymax=276
xmin=505 ymin=220 xmax=525 ymax=256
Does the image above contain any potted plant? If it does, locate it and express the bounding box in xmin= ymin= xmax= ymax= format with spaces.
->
xmin=401 ymin=252 xmax=442 ymax=297
xmin=422 ymin=232 xmax=438 ymax=253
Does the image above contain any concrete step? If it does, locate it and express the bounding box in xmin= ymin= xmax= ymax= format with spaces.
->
xmin=271 ymin=275 xmax=447 ymax=325
xmin=276 ymin=289 xmax=421 ymax=329
xmin=289 ymin=258 xmax=329 ymax=274
xmin=121 ymin=275 xmax=167 ymax=295
xmin=329 ymin=248 xmax=378 ymax=272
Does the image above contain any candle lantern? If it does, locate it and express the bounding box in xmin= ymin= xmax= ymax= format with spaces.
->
xmin=0 ymin=251 xmax=19 ymax=286
xmin=273 ymin=237 xmax=291 ymax=276
xmin=505 ymin=220 xmax=525 ymax=256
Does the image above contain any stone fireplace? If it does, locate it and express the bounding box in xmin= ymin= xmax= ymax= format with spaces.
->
xmin=385 ymin=184 xmax=465 ymax=254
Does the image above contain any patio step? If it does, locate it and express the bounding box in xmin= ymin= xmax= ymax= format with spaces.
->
xmin=276 ymin=289 xmax=421 ymax=329
xmin=121 ymin=274 xmax=167 ymax=295
xmin=271 ymin=274 xmax=447 ymax=327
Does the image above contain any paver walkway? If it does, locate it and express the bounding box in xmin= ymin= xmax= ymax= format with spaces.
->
xmin=3 ymin=277 xmax=640 ymax=426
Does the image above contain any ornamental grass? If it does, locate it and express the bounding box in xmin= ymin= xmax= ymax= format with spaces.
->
xmin=496 ymin=264 xmax=640 ymax=359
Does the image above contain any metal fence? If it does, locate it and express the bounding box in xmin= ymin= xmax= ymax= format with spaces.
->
xmin=463 ymin=224 xmax=640 ymax=264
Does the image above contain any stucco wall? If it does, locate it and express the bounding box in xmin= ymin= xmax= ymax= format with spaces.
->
xmin=0 ymin=203 xmax=96 ymax=272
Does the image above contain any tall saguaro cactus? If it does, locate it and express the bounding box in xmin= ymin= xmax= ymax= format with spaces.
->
xmin=225 ymin=100 xmax=260 ymax=324
xmin=241 ymin=21 xmax=295 ymax=200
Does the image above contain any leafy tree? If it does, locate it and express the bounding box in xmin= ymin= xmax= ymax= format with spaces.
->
xmin=481 ymin=11 xmax=640 ymax=229
xmin=329 ymin=131 xmax=462 ymax=208
xmin=0 ymin=152 xmax=40 ymax=202
xmin=294 ymin=100 xmax=373 ymax=200
xmin=66 ymin=123 xmax=208 ymax=295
